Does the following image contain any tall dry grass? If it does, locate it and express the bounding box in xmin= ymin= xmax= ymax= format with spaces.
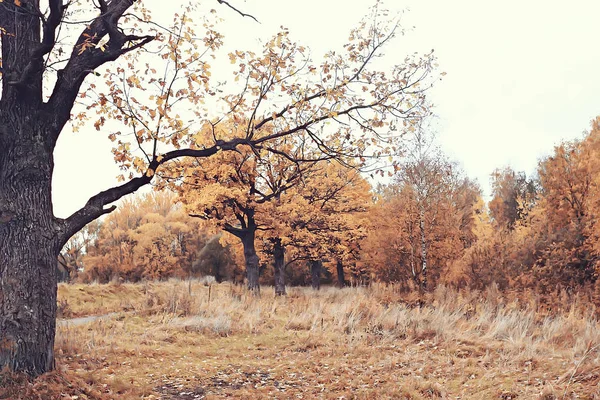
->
xmin=52 ymin=280 xmax=600 ymax=398
xmin=57 ymin=279 xmax=600 ymax=355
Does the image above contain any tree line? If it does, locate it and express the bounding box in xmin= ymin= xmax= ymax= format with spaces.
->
xmin=63 ymin=118 xmax=600 ymax=305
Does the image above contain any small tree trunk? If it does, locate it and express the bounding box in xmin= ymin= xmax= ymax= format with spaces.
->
xmin=310 ymin=260 xmax=322 ymax=290
xmin=409 ymin=229 xmax=417 ymax=284
xmin=336 ymin=260 xmax=346 ymax=288
xmin=418 ymin=205 xmax=428 ymax=291
xmin=273 ymin=239 xmax=286 ymax=296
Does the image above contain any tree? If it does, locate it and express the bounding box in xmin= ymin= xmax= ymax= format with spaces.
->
xmin=81 ymin=191 xmax=206 ymax=282
xmin=364 ymin=146 xmax=480 ymax=290
xmin=489 ymin=167 xmax=538 ymax=229
xmin=391 ymin=131 xmax=477 ymax=290
xmin=529 ymin=127 xmax=600 ymax=288
xmin=0 ymin=0 xmax=434 ymax=375
xmin=191 ymin=234 xmax=237 ymax=283
xmin=271 ymin=161 xmax=373 ymax=291
xmin=178 ymin=145 xmax=372 ymax=294
xmin=57 ymin=220 xmax=101 ymax=282
xmin=174 ymin=121 xmax=312 ymax=293
xmin=451 ymin=118 xmax=600 ymax=292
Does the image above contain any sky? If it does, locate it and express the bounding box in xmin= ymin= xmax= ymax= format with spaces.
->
xmin=52 ymin=0 xmax=600 ymax=217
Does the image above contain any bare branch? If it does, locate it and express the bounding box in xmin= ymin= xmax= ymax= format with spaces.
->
xmin=217 ymin=0 xmax=259 ymax=23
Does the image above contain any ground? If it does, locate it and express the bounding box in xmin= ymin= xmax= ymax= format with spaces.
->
xmin=2 ymin=281 xmax=599 ymax=399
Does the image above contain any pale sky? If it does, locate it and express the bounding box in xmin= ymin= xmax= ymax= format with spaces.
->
xmin=52 ymin=0 xmax=600 ymax=217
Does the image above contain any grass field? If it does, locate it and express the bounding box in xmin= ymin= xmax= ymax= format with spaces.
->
xmin=2 ymin=280 xmax=600 ymax=399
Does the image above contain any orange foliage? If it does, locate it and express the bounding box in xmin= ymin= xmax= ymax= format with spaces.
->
xmin=452 ymin=117 xmax=600 ymax=295
xmin=269 ymin=161 xmax=374 ymax=284
xmin=363 ymin=151 xmax=481 ymax=289
xmin=80 ymin=191 xmax=209 ymax=282
xmin=175 ymin=122 xmax=374 ymax=289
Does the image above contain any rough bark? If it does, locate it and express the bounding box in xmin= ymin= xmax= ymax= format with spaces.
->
xmin=0 ymin=113 xmax=60 ymax=376
xmin=273 ymin=239 xmax=286 ymax=296
xmin=0 ymin=4 xmax=61 ymax=375
xmin=220 ymin=207 xmax=263 ymax=294
xmin=336 ymin=260 xmax=346 ymax=288
xmin=310 ymin=260 xmax=322 ymax=290
xmin=0 ymin=0 xmax=155 ymax=376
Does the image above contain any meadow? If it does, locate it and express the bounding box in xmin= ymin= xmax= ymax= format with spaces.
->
xmin=2 ymin=280 xmax=600 ymax=399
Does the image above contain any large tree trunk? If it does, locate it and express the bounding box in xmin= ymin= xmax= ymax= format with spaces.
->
xmin=336 ymin=260 xmax=346 ymax=288
xmin=310 ymin=260 xmax=322 ymax=290
xmin=0 ymin=0 xmax=162 ymax=378
xmin=241 ymin=232 xmax=260 ymax=294
xmin=273 ymin=239 xmax=286 ymax=296
xmin=0 ymin=117 xmax=60 ymax=376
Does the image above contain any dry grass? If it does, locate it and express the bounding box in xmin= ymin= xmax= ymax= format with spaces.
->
xmin=4 ymin=280 xmax=600 ymax=399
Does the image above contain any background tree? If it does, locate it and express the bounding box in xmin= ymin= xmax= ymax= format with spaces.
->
xmin=390 ymin=129 xmax=479 ymax=289
xmin=191 ymin=234 xmax=237 ymax=283
xmin=489 ymin=167 xmax=538 ymax=229
xmin=81 ymin=191 xmax=206 ymax=282
xmin=528 ymin=127 xmax=600 ymax=289
xmin=448 ymin=119 xmax=600 ymax=293
xmin=269 ymin=161 xmax=373 ymax=291
xmin=57 ymin=220 xmax=101 ymax=282
xmin=364 ymin=148 xmax=480 ymax=290
xmin=174 ymin=121 xmax=313 ymax=293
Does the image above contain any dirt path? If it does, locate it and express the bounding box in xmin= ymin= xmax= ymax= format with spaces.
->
xmin=57 ymin=312 xmax=119 ymax=327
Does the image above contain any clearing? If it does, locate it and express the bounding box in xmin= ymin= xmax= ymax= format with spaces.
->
xmin=2 ymin=281 xmax=599 ymax=399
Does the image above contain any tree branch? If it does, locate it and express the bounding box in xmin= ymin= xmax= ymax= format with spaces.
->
xmin=217 ymin=0 xmax=259 ymax=23
xmin=47 ymin=0 xmax=154 ymax=130
xmin=57 ymin=137 xmax=254 ymax=244
xmin=8 ymin=0 xmax=66 ymax=86
xmin=223 ymin=222 xmax=248 ymax=239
